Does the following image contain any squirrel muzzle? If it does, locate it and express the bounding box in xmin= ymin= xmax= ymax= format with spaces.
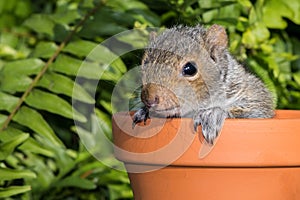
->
xmin=141 ymin=83 xmax=180 ymax=117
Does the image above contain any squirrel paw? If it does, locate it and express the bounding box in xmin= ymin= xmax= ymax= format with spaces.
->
xmin=193 ymin=107 xmax=227 ymax=144
xmin=132 ymin=107 xmax=150 ymax=128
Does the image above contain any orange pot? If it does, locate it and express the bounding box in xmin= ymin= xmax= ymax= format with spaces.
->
xmin=112 ymin=110 xmax=300 ymax=200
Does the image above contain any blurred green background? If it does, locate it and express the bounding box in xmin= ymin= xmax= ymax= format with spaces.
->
xmin=0 ymin=0 xmax=299 ymax=199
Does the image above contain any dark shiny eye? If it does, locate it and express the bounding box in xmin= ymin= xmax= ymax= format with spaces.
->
xmin=182 ymin=62 xmax=197 ymax=76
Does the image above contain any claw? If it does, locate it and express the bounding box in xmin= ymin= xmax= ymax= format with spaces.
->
xmin=132 ymin=107 xmax=149 ymax=129
xmin=193 ymin=121 xmax=199 ymax=133
xmin=193 ymin=107 xmax=227 ymax=144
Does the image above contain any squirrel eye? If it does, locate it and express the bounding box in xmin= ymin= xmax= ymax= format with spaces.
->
xmin=182 ymin=62 xmax=197 ymax=76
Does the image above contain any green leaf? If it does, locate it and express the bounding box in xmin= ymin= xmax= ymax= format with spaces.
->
xmin=128 ymin=9 xmax=161 ymax=26
xmin=32 ymin=41 xmax=58 ymax=58
xmin=19 ymin=138 xmax=55 ymax=157
xmin=51 ymin=55 xmax=100 ymax=79
xmin=0 ymin=92 xmax=19 ymax=112
xmin=55 ymin=176 xmax=96 ymax=189
xmin=242 ymin=28 xmax=256 ymax=48
xmin=1 ymin=58 xmax=44 ymax=76
xmin=14 ymin=1 xmax=31 ymax=18
xmin=0 ymin=186 xmax=31 ymax=198
xmin=237 ymin=0 xmax=252 ymax=8
xmin=53 ymin=44 xmax=127 ymax=81
xmin=251 ymin=22 xmax=270 ymax=43
xmin=63 ymin=39 xmax=98 ymax=58
xmin=0 ymin=58 xmax=43 ymax=92
xmin=38 ymin=72 xmax=95 ymax=104
xmin=89 ymin=44 xmax=126 ymax=70
xmin=1 ymin=31 xmax=19 ymax=48
xmin=107 ymin=0 xmax=148 ymax=10
xmin=13 ymin=106 xmax=63 ymax=146
xmin=21 ymin=152 xmax=55 ymax=191
xmin=115 ymin=29 xmax=149 ymax=50
xmin=0 ymin=75 xmax=32 ymax=93
xmin=0 ymin=133 xmax=29 ymax=160
xmin=83 ymin=44 xmax=127 ymax=81
xmin=242 ymin=23 xmax=270 ymax=48
xmin=51 ymin=8 xmax=81 ymax=25
xmin=71 ymin=161 xmax=105 ymax=177
xmin=24 ymin=14 xmax=55 ymax=36
xmin=108 ymin=184 xmax=133 ymax=200
xmin=100 ymin=169 xmax=130 ymax=184
xmin=0 ymin=127 xmax=25 ymax=142
xmin=25 ymin=89 xmax=87 ymax=122
xmin=51 ymin=54 xmax=83 ymax=75
xmin=0 ymin=114 xmax=7 ymax=127
xmin=263 ymin=0 xmax=300 ymax=29
xmin=293 ymin=72 xmax=300 ymax=86
xmin=30 ymin=134 xmax=76 ymax=177
xmin=0 ymin=44 xmax=19 ymax=59
xmin=78 ymin=7 xmax=129 ymax=38
xmin=0 ymin=168 xmax=36 ymax=181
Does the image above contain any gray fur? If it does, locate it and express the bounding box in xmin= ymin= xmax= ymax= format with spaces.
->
xmin=132 ymin=24 xmax=275 ymax=144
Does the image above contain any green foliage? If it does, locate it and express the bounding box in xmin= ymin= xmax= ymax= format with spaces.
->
xmin=0 ymin=0 xmax=154 ymax=199
xmin=0 ymin=0 xmax=299 ymax=199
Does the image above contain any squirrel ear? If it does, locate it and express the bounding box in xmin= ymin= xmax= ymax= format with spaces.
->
xmin=205 ymin=24 xmax=228 ymax=61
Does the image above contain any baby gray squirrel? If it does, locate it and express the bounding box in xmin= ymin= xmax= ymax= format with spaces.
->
xmin=132 ymin=24 xmax=275 ymax=144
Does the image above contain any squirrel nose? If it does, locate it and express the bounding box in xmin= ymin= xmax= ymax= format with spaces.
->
xmin=144 ymin=95 xmax=160 ymax=108
xmin=141 ymin=85 xmax=160 ymax=108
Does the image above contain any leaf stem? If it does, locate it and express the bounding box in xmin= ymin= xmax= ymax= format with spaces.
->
xmin=0 ymin=3 xmax=102 ymax=131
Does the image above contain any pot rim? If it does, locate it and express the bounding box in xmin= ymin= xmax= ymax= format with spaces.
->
xmin=112 ymin=110 xmax=300 ymax=168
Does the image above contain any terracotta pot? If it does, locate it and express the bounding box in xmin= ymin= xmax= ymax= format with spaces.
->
xmin=112 ymin=110 xmax=300 ymax=200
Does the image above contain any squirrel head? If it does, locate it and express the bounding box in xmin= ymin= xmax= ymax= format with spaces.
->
xmin=140 ymin=24 xmax=228 ymax=117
